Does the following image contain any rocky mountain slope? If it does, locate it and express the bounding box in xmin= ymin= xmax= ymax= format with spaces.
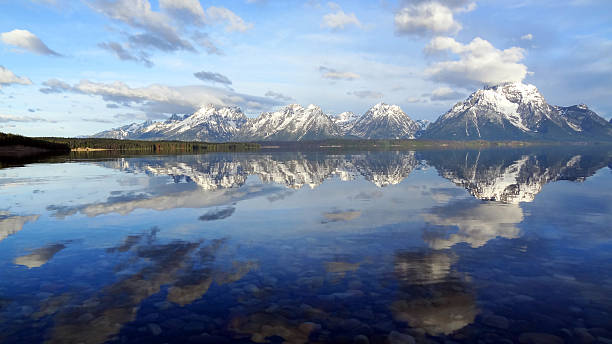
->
xmin=93 ymin=103 xmax=421 ymax=142
xmin=94 ymin=105 xmax=247 ymax=142
xmin=422 ymin=82 xmax=612 ymax=141
xmin=349 ymin=103 xmax=420 ymax=139
xmin=239 ymin=104 xmax=341 ymax=141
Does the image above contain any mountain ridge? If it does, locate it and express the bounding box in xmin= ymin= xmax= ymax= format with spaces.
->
xmin=92 ymin=83 xmax=612 ymax=142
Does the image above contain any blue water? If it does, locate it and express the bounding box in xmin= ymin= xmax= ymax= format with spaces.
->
xmin=0 ymin=147 xmax=611 ymax=343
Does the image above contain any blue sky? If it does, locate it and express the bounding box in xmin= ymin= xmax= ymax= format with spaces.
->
xmin=0 ymin=0 xmax=611 ymax=137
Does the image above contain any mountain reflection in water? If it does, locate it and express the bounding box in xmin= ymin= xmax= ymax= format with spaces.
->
xmin=0 ymin=146 xmax=611 ymax=343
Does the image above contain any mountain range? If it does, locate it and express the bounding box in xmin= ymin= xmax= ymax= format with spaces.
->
xmin=92 ymin=82 xmax=612 ymax=142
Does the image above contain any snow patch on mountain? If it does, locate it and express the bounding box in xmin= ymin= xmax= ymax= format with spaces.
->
xmin=350 ymin=103 xmax=420 ymax=139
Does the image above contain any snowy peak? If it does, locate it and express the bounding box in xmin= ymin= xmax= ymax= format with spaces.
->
xmin=239 ymin=103 xmax=341 ymax=141
xmin=93 ymin=104 xmax=248 ymax=142
xmin=424 ymin=82 xmax=612 ymax=141
xmin=350 ymin=103 xmax=420 ymax=139
xmin=332 ymin=111 xmax=360 ymax=135
xmin=486 ymin=82 xmax=546 ymax=106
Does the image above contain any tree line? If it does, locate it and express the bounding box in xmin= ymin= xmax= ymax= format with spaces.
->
xmin=1 ymin=133 xmax=260 ymax=152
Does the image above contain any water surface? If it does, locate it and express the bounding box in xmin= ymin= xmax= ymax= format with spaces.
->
xmin=1 ymin=146 xmax=611 ymax=343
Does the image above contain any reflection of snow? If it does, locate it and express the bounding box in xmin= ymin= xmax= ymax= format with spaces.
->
xmin=437 ymin=151 xmax=594 ymax=204
xmin=424 ymin=201 xmax=523 ymax=249
xmin=99 ymin=152 xmax=419 ymax=191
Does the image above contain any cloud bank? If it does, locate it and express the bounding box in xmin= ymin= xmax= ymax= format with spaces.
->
xmin=38 ymin=78 xmax=280 ymax=117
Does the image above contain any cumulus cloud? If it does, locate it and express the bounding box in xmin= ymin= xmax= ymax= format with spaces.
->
xmin=39 ymin=78 xmax=71 ymax=94
xmin=207 ymin=6 xmax=253 ymax=32
xmin=322 ymin=2 xmax=361 ymax=30
xmin=0 ymin=66 xmax=32 ymax=88
xmin=98 ymin=41 xmax=152 ymax=67
xmin=428 ymin=86 xmax=465 ymax=101
xmin=319 ymin=66 xmax=360 ymax=80
xmin=38 ymin=78 xmax=280 ymax=117
xmin=521 ymin=33 xmax=533 ymax=41
xmin=0 ymin=29 xmax=61 ymax=56
xmin=347 ymin=90 xmax=384 ymax=99
xmin=193 ymin=71 xmax=232 ymax=85
xmin=395 ymin=1 xmax=473 ymax=36
xmin=425 ymin=36 xmax=528 ymax=87
xmin=265 ymin=90 xmax=294 ymax=102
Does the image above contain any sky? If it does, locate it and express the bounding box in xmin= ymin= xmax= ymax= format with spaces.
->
xmin=0 ymin=0 xmax=611 ymax=137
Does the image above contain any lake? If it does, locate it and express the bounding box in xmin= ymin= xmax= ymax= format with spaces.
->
xmin=1 ymin=146 xmax=611 ymax=344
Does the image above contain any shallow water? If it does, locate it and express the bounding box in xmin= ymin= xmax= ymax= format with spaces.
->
xmin=1 ymin=146 xmax=611 ymax=344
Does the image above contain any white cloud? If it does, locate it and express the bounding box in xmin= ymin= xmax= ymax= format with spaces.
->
xmin=425 ymin=36 xmax=528 ymax=87
xmin=521 ymin=33 xmax=533 ymax=41
xmin=322 ymin=3 xmax=361 ymax=30
xmin=319 ymin=66 xmax=360 ymax=80
xmin=0 ymin=29 xmax=61 ymax=56
xmin=207 ymin=6 xmax=253 ymax=32
xmin=38 ymin=78 xmax=280 ymax=117
xmin=395 ymin=2 xmax=462 ymax=36
xmin=0 ymin=66 xmax=32 ymax=88
xmin=429 ymin=86 xmax=464 ymax=101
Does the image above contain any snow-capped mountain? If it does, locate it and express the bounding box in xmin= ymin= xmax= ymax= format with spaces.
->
xmin=239 ymin=104 xmax=341 ymax=141
xmin=93 ymin=121 xmax=155 ymax=139
xmin=91 ymin=84 xmax=611 ymax=142
xmin=331 ymin=111 xmax=360 ymax=135
xmin=93 ymin=104 xmax=247 ymax=142
xmin=349 ymin=103 xmax=420 ymax=139
xmin=423 ymin=82 xmax=612 ymax=140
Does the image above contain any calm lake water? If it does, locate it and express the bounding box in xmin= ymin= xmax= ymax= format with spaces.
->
xmin=1 ymin=146 xmax=611 ymax=344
